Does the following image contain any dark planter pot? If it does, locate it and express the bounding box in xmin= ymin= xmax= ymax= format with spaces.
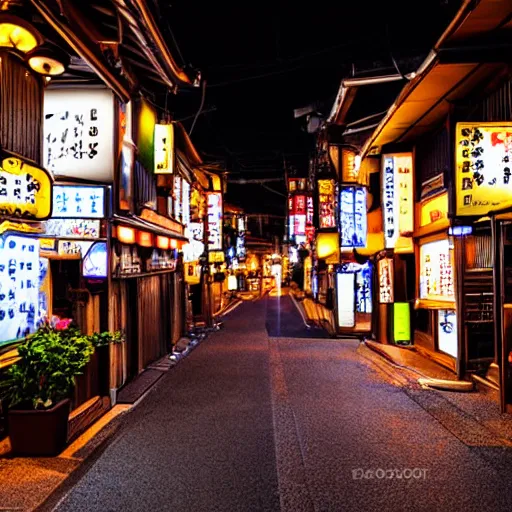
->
xmin=8 ymin=399 xmax=70 ymax=456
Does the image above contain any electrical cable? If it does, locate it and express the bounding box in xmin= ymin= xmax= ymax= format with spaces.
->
xmin=189 ymin=79 xmax=206 ymax=135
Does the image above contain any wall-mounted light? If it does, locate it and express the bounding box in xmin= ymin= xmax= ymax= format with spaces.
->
xmin=0 ymin=15 xmax=41 ymax=53
xmin=26 ymin=45 xmax=69 ymax=76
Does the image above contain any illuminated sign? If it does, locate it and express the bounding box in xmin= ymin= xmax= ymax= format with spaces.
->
xmin=318 ymin=179 xmax=336 ymax=228
xmin=306 ymin=196 xmax=314 ymax=226
xmin=208 ymin=250 xmax=225 ymax=263
xmin=228 ymin=275 xmax=238 ymax=291
xmin=394 ymin=303 xmax=411 ymax=343
xmin=455 ymin=122 xmax=512 ymax=216
xmin=0 ymin=153 xmax=52 ymax=220
xmin=182 ymin=180 xmax=191 ymax=227
xmin=420 ymin=239 xmax=454 ymax=300
xmin=44 ymin=88 xmax=115 ymax=182
xmin=342 ymin=149 xmax=358 ymax=182
xmin=438 ymin=310 xmax=457 ymax=358
xmin=83 ymin=242 xmax=108 ymax=279
xmin=154 ymin=123 xmax=174 ymax=174
xmin=294 ymin=214 xmax=306 ymax=236
xmin=58 ymin=240 xmax=94 ymax=257
xmin=294 ymin=195 xmax=306 ymax=214
xmin=52 ymin=185 xmax=105 ymax=218
xmin=207 ymin=192 xmax=223 ymax=251
xmin=0 ymin=235 xmax=45 ymax=346
xmin=174 ymin=176 xmax=182 ymax=221
xmin=336 ymin=272 xmax=355 ymax=327
xmin=420 ymin=193 xmax=448 ymax=227
xmin=340 ymin=187 xmax=366 ymax=248
xmin=382 ymin=154 xmax=414 ymax=250
xmin=44 ymin=218 xmax=100 ymax=239
xmin=288 ymin=215 xmax=295 ymax=237
xmin=378 ymin=258 xmax=393 ymax=303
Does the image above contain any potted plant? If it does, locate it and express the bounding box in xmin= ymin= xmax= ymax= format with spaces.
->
xmin=0 ymin=319 xmax=124 ymax=456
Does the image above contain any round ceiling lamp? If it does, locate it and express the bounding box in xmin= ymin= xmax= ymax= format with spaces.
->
xmin=26 ymin=45 xmax=69 ymax=76
xmin=0 ymin=15 xmax=41 ymax=53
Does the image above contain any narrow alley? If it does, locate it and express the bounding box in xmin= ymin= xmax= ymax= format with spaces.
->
xmin=44 ymin=295 xmax=512 ymax=512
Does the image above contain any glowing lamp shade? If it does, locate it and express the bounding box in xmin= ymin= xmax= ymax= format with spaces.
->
xmin=26 ymin=45 xmax=69 ymax=76
xmin=170 ymin=238 xmax=178 ymax=249
xmin=156 ymin=236 xmax=170 ymax=250
xmin=0 ymin=20 xmax=39 ymax=53
xmin=117 ymin=226 xmax=135 ymax=244
xmin=137 ymin=231 xmax=153 ymax=247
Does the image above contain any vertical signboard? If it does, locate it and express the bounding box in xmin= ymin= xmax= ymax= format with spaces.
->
xmin=207 ymin=192 xmax=223 ymax=251
xmin=154 ymin=123 xmax=174 ymax=174
xmin=378 ymin=258 xmax=394 ymax=303
xmin=0 ymin=236 xmax=46 ymax=346
xmin=340 ymin=187 xmax=367 ymax=248
xmin=318 ymin=179 xmax=336 ymax=228
xmin=382 ymin=153 xmax=414 ymax=251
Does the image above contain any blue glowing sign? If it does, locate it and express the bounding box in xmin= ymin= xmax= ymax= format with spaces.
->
xmin=52 ymin=185 xmax=105 ymax=218
xmin=340 ymin=187 xmax=367 ymax=247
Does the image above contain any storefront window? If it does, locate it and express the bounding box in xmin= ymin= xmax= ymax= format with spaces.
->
xmin=419 ymin=239 xmax=454 ymax=301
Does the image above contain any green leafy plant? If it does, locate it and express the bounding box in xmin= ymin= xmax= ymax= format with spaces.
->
xmin=0 ymin=322 xmax=124 ymax=411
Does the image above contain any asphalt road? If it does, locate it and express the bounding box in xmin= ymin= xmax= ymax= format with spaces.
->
xmin=53 ymin=295 xmax=512 ymax=512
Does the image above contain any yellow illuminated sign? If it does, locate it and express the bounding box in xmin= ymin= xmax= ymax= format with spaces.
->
xmin=0 ymin=154 xmax=52 ymax=220
xmin=154 ymin=124 xmax=174 ymax=174
xmin=456 ymin=122 xmax=512 ymax=216
xmin=420 ymin=193 xmax=448 ymax=227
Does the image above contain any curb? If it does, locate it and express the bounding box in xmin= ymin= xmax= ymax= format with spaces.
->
xmin=363 ymin=341 xmax=474 ymax=392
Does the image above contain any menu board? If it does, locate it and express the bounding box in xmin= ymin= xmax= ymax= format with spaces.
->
xmin=420 ymin=239 xmax=454 ymax=300
xmin=0 ymin=235 xmax=47 ymax=345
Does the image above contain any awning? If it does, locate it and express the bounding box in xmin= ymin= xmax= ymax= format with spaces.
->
xmin=361 ymin=0 xmax=512 ymax=157
xmin=363 ymin=60 xmax=502 ymax=155
xmin=112 ymin=214 xmax=188 ymax=242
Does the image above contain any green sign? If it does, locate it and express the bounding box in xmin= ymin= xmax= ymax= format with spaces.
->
xmin=393 ymin=302 xmax=411 ymax=343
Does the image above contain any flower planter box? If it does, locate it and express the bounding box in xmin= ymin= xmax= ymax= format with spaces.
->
xmin=8 ymin=399 xmax=70 ymax=456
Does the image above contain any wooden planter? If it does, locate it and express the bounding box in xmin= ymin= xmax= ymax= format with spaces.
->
xmin=8 ymin=399 xmax=71 ymax=456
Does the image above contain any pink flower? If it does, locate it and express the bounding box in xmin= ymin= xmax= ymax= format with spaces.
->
xmin=55 ymin=318 xmax=73 ymax=331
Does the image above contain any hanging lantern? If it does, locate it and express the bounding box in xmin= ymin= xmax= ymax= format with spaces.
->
xmin=0 ymin=15 xmax=41 ymax=53
xmin=26 ymin=45 xmax=69 ymax=76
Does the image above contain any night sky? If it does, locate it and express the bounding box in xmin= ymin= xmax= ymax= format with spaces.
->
xmin=163 ymin=1 xmax=463 ymax=218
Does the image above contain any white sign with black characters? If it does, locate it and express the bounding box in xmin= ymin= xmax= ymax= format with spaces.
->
xmin=44 ymin=88 xmax=115 ymax=182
